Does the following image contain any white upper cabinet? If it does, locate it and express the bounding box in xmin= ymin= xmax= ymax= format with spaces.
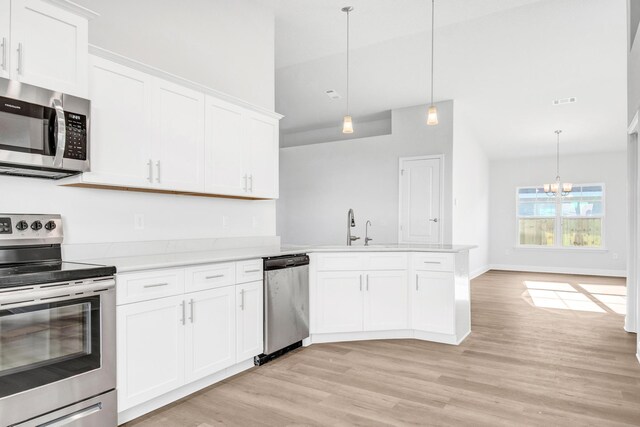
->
xmin=152 ymin=79 xmax=205 ymax=192
xmin=88 ymin=57 xmax=153 ymax=187
xmin=10 ymin=0 xmax=89 ymax=96
xmin=246 ymin=111 xmax=279 ymax=199
xmin=0 ymin=0 xmax=10 ymax=79
xmin=204 ymin=96 xmax=246 ymax=195
xmin=204 ymin=96 xmax=279 ymax=199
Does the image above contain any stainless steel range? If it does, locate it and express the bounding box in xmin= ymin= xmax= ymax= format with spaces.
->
xmin=0 ymin=214 xmax=116 ymax=427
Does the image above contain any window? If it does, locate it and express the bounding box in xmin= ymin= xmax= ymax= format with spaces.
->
xmin=516 ymin=184 xmax=604 ymax=248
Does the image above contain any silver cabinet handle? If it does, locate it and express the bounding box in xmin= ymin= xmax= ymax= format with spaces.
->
xmin=240 ymin=289 xmax=245 ymax=310
xmin=147 ymin=159 xmax=153 ymax=182
xmin=51 ymin=99 xmax=66 ymax=168
xmin=1 ymin=37 xmax=6 ymax=71
xmin=245 ymin=269 xmax=261 ymax=273
xmin=248 ymin=174 xmax=253 ymax=192
xmin=359 ymin=275 xmax=363 ymax=291
xmin=415 ymin=274 xmax=419 ymax=291
xmin=424 ymin=261 xmax=441 ymax=264
xmin=16 ymin=42 xmax=23 ymax=75
xmin=180 ymin=300 xmax=185 ymax=325
xmin=205 ymin=274 xmax=224 ymax=279
xmin=243 ymin=174 xmax=248 ymax=192
xmin=366 ymin=274 xmax=369 ymax=291
xmin=429 ymin=218 xmax=439 ymax=223
xmin=155 ymin=161 xmax=161 ymax=183
xmin=189 ymin=298 xmax=194 ymax=323
xmin=143 ymin=282 xmax=168 ymax=289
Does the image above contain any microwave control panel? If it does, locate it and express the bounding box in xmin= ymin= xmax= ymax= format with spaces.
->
xmin=0 ymin=218 xmax=11 ymax=234
xmin=63 ymin=112 xmax=87 ymax=161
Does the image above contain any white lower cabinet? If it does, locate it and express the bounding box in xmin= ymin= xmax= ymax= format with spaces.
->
xmin=185 ymin=286 xmax=236 ymax=383
xmin=412 ymin=271 xmax=455 ymax=334
xmin=364 ymin=271 xmax=408 ymax=331
xmin=315 ymin=271 xmax=364 ymax=333
xmin=117 ymin=295 xmax=185 ymax=410
xmin=236 ymin=281 xmax=264 ymax=360
xmin=116 ymin=259 xmax=264 ymax=414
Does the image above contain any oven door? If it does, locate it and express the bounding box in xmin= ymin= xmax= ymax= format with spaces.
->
xmin=0 ymin=279 xmax=115 ymax=427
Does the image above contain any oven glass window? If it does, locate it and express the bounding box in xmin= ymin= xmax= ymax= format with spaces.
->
xmin=0 ymin=296 xmax=101 ymax=398
xmin=0 ymin=110 xmax=47 ymax=154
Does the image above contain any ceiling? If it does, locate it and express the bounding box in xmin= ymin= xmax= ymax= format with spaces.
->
xmin=273 ymin=0 xmax=628 ymax=158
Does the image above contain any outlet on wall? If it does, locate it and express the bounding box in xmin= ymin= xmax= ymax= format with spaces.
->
xmin=134 ymin=214 xmax=145 ymax=230
xmin=612 ymin=253 xmax=619 ymax=260
xmin=252 ymin=216 xmax=258 ymax=228
xmin=222 ymin=216 xmax=229 ymax=229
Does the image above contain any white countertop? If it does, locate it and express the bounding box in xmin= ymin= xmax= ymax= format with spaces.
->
xmin=78 ymin=243 xmax=475 ymax=273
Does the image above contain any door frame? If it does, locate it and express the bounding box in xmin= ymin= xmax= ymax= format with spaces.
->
xmin=627 ymin=110 xmax=639 ymax=339
xmin=397 ymin=154 xmax=444 ymax=244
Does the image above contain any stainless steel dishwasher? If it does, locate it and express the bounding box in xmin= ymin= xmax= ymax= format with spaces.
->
xmin=255 ymin=254 xmax=309 ymax=365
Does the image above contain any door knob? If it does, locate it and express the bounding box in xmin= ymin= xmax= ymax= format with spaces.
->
xmin=429 ymin=218 xmax=438 ymax=223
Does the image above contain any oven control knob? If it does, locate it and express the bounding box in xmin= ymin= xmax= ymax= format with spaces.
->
xmin=31 ymin=221 xmax=43 ymax=231
xmin=45 ymin=221 xmax=57 ymax=231
xmin=16 ymin=220 xmax=28 ymax=231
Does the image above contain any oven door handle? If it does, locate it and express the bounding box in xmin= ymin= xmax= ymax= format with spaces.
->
xmin=51 ymin=98 xmax=66 ymax=168
xmin=0 ymin=279 xmax=115 ymax=308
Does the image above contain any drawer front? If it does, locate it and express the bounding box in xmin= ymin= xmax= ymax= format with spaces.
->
xmin=185 ymin=263 xmax=236 ymax=293
xmin=412 ymin=253 xmax=454 ymax=272
xmin=236 ymin=259 xmax=263 ymax=284
xmin=116 ymin=268 xmax=185 ymax=305
xmin=315 ymin=253 xmax=363 ymax=271
xmin=362 ymin=253 xmax=408 ymax=270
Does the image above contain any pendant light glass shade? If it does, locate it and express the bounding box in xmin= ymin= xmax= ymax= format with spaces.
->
xmin=342 ymin=115 xmax=354 ymax=133
xmin=427 ymin=105 xmax=438 ymax=126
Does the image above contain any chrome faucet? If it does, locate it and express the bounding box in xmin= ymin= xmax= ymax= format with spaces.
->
xmin=365 ymin=220 xmax=373 ymax=246
xmin=347 ymin=209 xmax=359 ymax=245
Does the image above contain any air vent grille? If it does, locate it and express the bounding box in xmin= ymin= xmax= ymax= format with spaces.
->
xmin=325 ymin=90 xmax=342 ymax=100
xmin=552 ymin=97 xmax=577 ymax=106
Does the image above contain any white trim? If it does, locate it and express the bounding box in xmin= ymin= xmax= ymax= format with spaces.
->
xmin=43 ymin=0 xmax=99 ymax=18
xmin=398 ymin=154 xmax=445 ymax=244
xmin=489 ymin=264 xmax=626 ymax=278
xmin=309 ymin=328 xmax=470 ymax=347
xmin=628 ymin=110 xmax=639 ymax=135
xmin=514 ymin=246 xmax=609 ymax=253
xmin=118 ymin=358 xmax=255 ymax=424
xmin=470 ymin=265 xmax=490 ymax=279
xmin=88 ymin=45 xmax=283 ymax=121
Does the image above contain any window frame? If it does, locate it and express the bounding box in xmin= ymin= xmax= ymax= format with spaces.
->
xmin=515 ymin=183 xmax=606 ymax=250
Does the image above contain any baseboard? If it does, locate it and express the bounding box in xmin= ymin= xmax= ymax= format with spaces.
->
xmin=310 ymin=329 xmax=469 ymax=346
xmin=489 ymin=264 xmax=627 ymax=278
xmin=470 ymin=265 xmax=490 ymax=279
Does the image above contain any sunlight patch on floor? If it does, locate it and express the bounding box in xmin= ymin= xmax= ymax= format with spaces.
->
xmin=527 ymin=288 xmax=605 ymax=313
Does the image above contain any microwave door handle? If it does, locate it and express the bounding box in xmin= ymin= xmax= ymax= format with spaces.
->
xmin=52 ymin=99 xmax=66 ymax=168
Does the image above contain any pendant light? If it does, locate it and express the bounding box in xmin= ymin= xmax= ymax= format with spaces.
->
xmin=544 ymin=130 xmax=572 ymax=197
xmin=342 ymin=6 xmax=354 ymax=134
xmin=427 ymin=0 xmax=438 ymax=126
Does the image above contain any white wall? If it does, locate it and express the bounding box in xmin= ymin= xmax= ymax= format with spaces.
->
xmin=452 ymin=105 xmax=490 ymax=277
xmin=0 ymin=0 xmax=277 ymax=245
xmin=76 ymin=0 xmax=275 ymax=110
xmin=277 ymin=101 xmax=454 ymax=246
xmin=489 ymin=151 xmax=627 ymax=276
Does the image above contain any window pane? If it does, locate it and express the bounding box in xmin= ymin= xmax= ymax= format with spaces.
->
xmin=518 ymin=188 xmax=555 ymax=217
xmin=519 ymin=219 xmax=555 ymax=245
xmin=562 ymin=218 xmax=602 ymax=247
xmin=561 ymin=201 xmax=603 ymax=217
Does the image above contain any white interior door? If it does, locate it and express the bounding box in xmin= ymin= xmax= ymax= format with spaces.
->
xmin=399 ymin=156 xmax=442 ymax=243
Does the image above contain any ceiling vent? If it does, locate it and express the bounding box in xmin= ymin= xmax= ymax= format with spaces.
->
xmin=325 ymin=89 xmax=342 ymax=100
xmin=552 ymin=97 xmax=577 ymax=106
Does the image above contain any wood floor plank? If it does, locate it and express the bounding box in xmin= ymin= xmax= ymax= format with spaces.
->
xmin=125 ymin=270 xmax=639 ymax=426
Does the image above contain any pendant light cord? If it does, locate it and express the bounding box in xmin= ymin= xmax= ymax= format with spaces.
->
xmin=430 ymin=0 xmax=435 ymax=106
xmin=346 ymin=8 xmax=350 ymax=115
xmin=556 ymin=130 xmax=561 ymax=180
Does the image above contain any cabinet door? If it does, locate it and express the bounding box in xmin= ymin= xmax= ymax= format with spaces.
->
xmin=153 ymin=79 xmax=205 ymax=192
xmin=11 ymin=0 xmax=88 ymax=96
xmin=185 ymin=287 xmax=236 ymax=382
xmin=117 ymin=295 xmax=185 ymax=411
xmin=245 ymin=112 xmax=278 ymax=199
xmin=204 ymin=96 xmax=247 ymax=196
xmin=315 ymin=271 xmax=363 ymax=333
xmin=0 ymin=0 xmax=9 ymax=79
xmin=236 ymin=281 xmax=263 ymax=361
xmin=364 ymin=271 xmax=408 ymax=331
xmin=88 ymin=57 xmax=153 ymax=187
xmin=412 ymin=271 xmax=455 ymax=334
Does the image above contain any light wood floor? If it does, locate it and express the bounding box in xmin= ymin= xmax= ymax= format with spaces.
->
xmin=125 ymin=271 xmax=640 ymax=426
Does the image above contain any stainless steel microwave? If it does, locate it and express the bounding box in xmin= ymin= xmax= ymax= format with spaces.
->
xmin=0 ymin=78 xmax=90 ymax=179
